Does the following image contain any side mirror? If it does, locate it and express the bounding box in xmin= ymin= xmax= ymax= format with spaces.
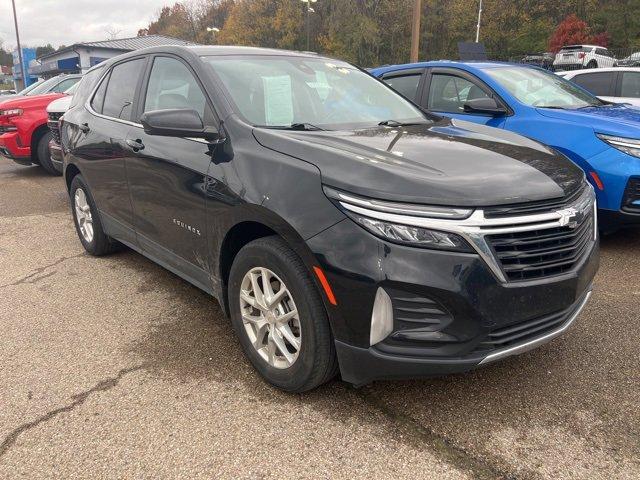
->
xmin=463 ymin=98 xmax=507 ymax=116
xmin=140 ymin=108 xmax=223 ymax=142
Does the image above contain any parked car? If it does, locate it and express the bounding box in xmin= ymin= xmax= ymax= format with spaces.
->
xmin=0 ymin=81 xmax=79 ymax=175
xmin=0 ymin=74 xmax=81 ymax=104
xmin=0 ymin=89 xmax=17 ymax=96
xmin=552 ymin=45 xmax=616 ymax=70
xmin=61 ymin=46 xmax=597 ymax=391
xmin=616 ymin=52 xmax=640 ymax=67
xmin=46 ymin=81 xmax=82 ymax=174
xmin=371 ymin=61 xmax=640 ymax=231
xmin=521 ymin=52 xmax=553 ymax=69
xmin=557 ymin=68 xmax=640 ymax=107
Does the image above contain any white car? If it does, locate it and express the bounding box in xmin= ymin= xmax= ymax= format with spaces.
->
xmin=558 ymin=68 xmax=640 ymax=107
xmin=46 ymin=84 xmax=77 ymax=174
xmin=553 ymin=45 xmax=616 ymax=70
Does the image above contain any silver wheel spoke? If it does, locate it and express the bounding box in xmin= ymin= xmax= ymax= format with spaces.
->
xmin=276 ymin=309 xmax=298 ymax=324
xmin=250 ymin=272 xmax=267 ymax=310
xmin=74 ymin=188 xmax=94 ymax=243
xmin=277 ymin=323 xmax=301 ymax=352
xmin=271 ymin=329 xmax=295 ymax=365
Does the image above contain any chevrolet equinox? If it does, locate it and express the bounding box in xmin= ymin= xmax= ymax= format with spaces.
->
xmin=61 ymin=46 xmax=599 ymax=392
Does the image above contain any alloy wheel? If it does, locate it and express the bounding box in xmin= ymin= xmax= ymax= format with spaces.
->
xmin=74 ymin=188 xmax=94 ymax=243
xmin=239 ymin=267 xmax=301 ymax=369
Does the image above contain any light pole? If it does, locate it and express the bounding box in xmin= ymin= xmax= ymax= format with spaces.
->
xmin=10 ymin=0 xmax=26 ymax=89
xmin=207 ymin=26 xmax=220 ymax=44
xmin=301 ymin=0 xmax=317 ymax=51
xmin=475 ymin=0 xmax=483 ymax=43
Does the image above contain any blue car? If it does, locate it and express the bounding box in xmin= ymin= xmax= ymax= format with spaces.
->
xmin=370 ymin=61 xmax=640 ymax=231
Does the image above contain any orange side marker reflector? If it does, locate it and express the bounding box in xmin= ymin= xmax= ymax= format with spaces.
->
xmin=313 ymin=266 xmax=337 ymax=306
xmin=589 ymin=171 xmax=604 ymax=191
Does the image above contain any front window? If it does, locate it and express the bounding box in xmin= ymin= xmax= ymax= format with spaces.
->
xmin=486 ymin=67 xmax=602 ymax=109
xmin=25 ymin=77 xmax=63 ymax=96
xmin=428 ymin=74 xmax=491 ymax=113
xmin=203 ymin=55 xmax=427 ymax=130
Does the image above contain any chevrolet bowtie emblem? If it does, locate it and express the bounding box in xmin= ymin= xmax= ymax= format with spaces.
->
xmin=558 ymin=207 xmax=584 ymax=229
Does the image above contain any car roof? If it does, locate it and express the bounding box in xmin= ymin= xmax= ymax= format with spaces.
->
xmin=371 ymin=60 xmax=527 ymax=75
xmin=563 ymin=67 xmax=640 ymax=77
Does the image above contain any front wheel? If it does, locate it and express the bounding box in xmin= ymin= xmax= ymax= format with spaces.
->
xmin=228 ymin=237 xmax=338 ymax=392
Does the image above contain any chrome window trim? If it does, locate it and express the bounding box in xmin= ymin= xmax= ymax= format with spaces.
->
xmin=334 ymin=186 xmax=596 ymax=284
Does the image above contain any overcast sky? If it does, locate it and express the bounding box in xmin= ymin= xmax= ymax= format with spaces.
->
xmin=0 ymin=0 xmax=173 ymax=50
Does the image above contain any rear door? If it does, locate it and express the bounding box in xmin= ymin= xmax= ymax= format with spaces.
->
xmin=124 ymin=54 xmax=217 ymax=291
xmin=66 ymin=57 xmax=147 ymax=245
xmin=422 ymin=68 xmax=507 ymax=127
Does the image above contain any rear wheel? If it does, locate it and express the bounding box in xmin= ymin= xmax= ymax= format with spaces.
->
xmin=70 ymin=174 xmax=120 ymax=256
xmin=229 ymin=237 xmax=338 ymax=392
xmin=36 ymin=131 xmax=61 ymax=176
xmin=586 ymin=60 xmax=598 ymax=69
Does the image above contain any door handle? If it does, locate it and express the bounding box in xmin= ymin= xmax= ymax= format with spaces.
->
xmin=126 ymin=138 xmax=145 ymax=152
xmin=79 ymin=123 xmax=90 ymax=134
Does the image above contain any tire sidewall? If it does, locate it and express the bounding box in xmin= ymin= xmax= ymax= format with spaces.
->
xmin=37 ymin=131 xmax=60 ymax=176
xmin=229 ymin=243 xmax=322 ymax=391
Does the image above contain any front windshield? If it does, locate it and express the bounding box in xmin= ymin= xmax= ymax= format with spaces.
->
xmin=203 ymin=55 xmax=427 ymax=129
xmin=26 ymin=76 xmax=63 ymax=96
xmin=486 ymin=67 xmax=603 ymax=109
xmin=64 ymin=82 xmax=79 ymax=95
xmin=18 ymin=79 xmax=45 ymax=95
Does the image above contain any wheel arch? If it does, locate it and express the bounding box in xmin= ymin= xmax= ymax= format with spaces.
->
xmin=216 ymin=208 xmax=330 ymax=319
xmin=64 ymin=163 xmax=82 ymax=192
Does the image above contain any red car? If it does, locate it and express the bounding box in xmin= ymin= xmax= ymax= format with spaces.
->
xmin=0 ymin=92 xmax=69 ymax=175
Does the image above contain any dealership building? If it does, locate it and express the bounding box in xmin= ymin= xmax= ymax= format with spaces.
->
xmin=28 ymin=35 xmax=194 ymax=78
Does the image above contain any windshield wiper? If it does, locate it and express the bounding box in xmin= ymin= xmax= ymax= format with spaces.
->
xmin=378 ymin=119 xmax=429 ymax=127
xmin=258 ymin=123 xmax=325 ymax=131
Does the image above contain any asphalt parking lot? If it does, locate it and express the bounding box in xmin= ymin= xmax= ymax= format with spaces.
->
xmin=0 ymin=161 xmax=638 ymax=479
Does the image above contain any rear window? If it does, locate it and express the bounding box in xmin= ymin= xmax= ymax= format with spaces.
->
xmin=559 ymin=46 xmax=590 ymax=53
xmin=69 ymin=67 xmax=104 ymax=109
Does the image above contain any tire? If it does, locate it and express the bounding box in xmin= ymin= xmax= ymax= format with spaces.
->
xmin=228 ymin=236 xmax=338 ymax=392
xmin=69 ymin=174 xmax=120 ymax=256
xmin=35 ymin=131 xmax=61 ymax=176
xmin=586 ymin=60 xmax=597 ymax=69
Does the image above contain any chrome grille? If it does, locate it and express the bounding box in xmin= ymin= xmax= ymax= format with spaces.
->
xmin=48 ymin=120 xmax=61 ymax=145
xmin=48 ymin=111 xmax=63 ymax=121
xmin=487 ymin=211 xmax=594 ymax=281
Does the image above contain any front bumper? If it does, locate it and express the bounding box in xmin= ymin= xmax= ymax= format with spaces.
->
xmin=49 ymin=140 xmax=63 ymax=172
xmin=0 ymin=132 xmax=32 ymax=165
xmin=307 ymin=217 xmax=599 ymax=385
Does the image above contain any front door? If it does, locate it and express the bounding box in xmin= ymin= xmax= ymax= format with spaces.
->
xmin=125 ymin=55 xmax=216 ymax=292
xmin=422 ymin=70 xmax=507 ymax=128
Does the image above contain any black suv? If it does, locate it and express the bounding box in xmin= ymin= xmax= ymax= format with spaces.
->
xmin=61 ymin=46 xmax=599 ymax=391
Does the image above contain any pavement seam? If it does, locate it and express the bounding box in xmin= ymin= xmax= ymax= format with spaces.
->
xmin=0 ymin=364 xmax=149 ymax=459
xmin=0 ymin=253 xmax=84 ymax=289
xmin=356 ymin=388 xmax=528 ymax=480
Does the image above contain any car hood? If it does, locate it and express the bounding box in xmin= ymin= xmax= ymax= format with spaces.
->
xmin=537 ymin=104 xmax=640 ymax=136
xmin=0 ymin=94 xmax=24 ymax=104
xmin=46 ymin=95 xmax=72 ymax=113
xmin=0 ymin=93 xmax=64 ymax=110
xmin=252 ymin=118 xmax=585 ymax=207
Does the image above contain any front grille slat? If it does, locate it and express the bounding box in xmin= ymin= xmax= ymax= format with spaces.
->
xmin=487 ymin=208 xmax=594 ymax=282
xmin=484 ymin=187 xmax=584 ymax=218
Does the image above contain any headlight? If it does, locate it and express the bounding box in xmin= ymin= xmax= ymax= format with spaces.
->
xmin=597 ymin=133 xmax=640 ymax=158
xmin=0 ymin=108 xmax=23 ymax=117
xmin=352 ymin=214 xmax=473 ymax=252
xmin=324 ymin=186 xmax=474 ymax=252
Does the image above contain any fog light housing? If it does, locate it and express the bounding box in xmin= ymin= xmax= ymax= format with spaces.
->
xmin=370 ymin=287 xmax=393 ymax=346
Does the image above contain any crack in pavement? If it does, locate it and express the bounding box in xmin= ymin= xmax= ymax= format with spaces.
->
xmin=355 ymin=388 xmax=529 ymax=480
xmin=0 ymin=364 xmax=149 ymax=459
xmin=0 ymin=253 xmax=84 ymax=289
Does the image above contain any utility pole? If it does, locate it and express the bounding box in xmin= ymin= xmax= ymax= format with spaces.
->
xmin=11 ymin=0 xmax=26 ymax=89
xmin=301 ymin=0 xmax=317 ymax=51
xmin=410 ymin=0 xmax=422 ymax=62
xmin=475 ymin=0 xmax=483 ymax=43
